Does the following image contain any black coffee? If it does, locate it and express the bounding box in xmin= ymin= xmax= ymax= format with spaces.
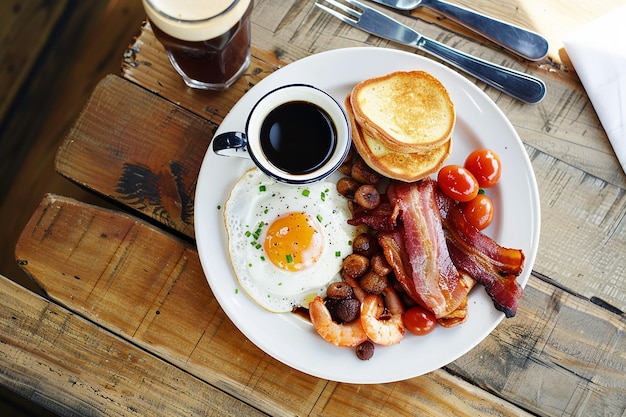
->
xmin=260 ymin=101 xmax=337 ymax=174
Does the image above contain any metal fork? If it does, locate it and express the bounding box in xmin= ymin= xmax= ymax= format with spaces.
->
xmin=315 ymin=0 xmax=546 ymax=103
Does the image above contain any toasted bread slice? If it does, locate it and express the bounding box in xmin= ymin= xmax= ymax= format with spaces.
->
xmin=345 ymin=96 xmax=451 ymax=182
xmin=351 ymin=71 xmax=455 ymax=153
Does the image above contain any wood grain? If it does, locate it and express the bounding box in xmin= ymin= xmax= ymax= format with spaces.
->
xmin=0 ymin=274 xmax=268 ymax=417
xmin=14 ymin=194 xmax=626 ymax=416
xmin=56 ymin=74 xmax=210 ymax=238
xmin=529 ymin=147 xmax=626 ymax=312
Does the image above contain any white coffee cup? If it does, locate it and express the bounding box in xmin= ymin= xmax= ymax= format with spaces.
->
xmin=212 ymin=84 xmax=351 ymax=184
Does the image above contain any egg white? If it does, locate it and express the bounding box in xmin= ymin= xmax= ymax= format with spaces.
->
xmin=224 ymin=168 xmax=355 ymax=313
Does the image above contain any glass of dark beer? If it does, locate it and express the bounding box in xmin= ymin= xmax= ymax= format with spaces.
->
xmin=143 ymin=0 xmax=253 ymax=90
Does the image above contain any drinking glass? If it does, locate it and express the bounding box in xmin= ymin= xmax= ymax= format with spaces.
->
xmin=143 ymin=0 xmax=253 ymax=90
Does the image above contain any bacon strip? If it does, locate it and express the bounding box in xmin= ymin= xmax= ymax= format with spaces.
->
xmin=348 ymin=176 xmax=525 ymax=321
xmin=436 ymin=272 xmax=476 ymax=327
xmin=381 ymin=179 xmax=470 ymax=318
xmin=439 ymin=191 xmax=525 ymax=318
xmin=347 ymin=200 xmax=395 ymax=231
xmin=378 ymin=228 xmax=422 ymax=303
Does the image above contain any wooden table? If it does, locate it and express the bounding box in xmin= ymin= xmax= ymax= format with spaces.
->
xmin=2 ymin=0 xmax=625 ymax=415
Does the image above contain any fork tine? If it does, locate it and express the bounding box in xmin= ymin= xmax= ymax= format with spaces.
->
xmin=316 ymin=0 xmax=362 ymax=21
xmin=315 ymin=3 xmax=353 ymax=24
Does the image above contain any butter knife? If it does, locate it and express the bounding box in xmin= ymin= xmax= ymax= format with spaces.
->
xmin=316 ymin=0 xmax=546 ymax=103
xmin=369 ymin=0 xmax=549 ymax=61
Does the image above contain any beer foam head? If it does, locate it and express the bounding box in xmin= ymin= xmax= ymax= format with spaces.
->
xmin=143 ymin=0 xmax=251 ymax=41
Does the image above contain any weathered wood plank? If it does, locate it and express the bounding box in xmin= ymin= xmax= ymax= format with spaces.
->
xmin=15 ymin=194 xmax=625 ymax=416
xmin=56 ymin=74 xmax=211 ymax=238
xmin=529 ymin=147 xmax=626 ymax=312
xmin=0 ymin=274 xmax=269 ymax=417
xmin=451 ymin=277 xmax=626 ymax=415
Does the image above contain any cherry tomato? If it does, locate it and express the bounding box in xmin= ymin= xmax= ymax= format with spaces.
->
xmin=437 ymin=165 xmax=479 ymax=202
xmin=460 ymin=193 xmax=494 ymax=230
xmin=403 ymin=305 xmax=437 ymax=336
xmin=464 ymin=148 xmax=502 ymax=188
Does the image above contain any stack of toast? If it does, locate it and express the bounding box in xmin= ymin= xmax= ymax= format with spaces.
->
xmin=345 ymin=71 xmax=455 ymax=182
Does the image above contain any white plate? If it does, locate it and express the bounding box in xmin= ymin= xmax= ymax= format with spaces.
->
xmin=195 ymin=47 xmax=540 ymax=384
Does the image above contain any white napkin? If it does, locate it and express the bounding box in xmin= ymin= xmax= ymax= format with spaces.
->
xmin=563 ymin=5 xmax=626 ymax=175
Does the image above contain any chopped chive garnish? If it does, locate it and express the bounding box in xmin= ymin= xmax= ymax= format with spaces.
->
xmin=260 ymin=256 xmax=265 ymax=261
xmin=217 ymin=205 xmax=221 ymax=210
xmin=335 ymin=251 xmax=341 ymax=257
xmin=259 ymin=185 xmax=266 ymax=192
xmin=286 ymin=254 xmax=294 ymax=264
xmin=320 ymin=192 xmax=326 ymax=202
xmin=255 ymin=243 xmax=262 ymax=249
xmin=302 ymin=189 xmax=310 ymax=197
xmin=245 ymin=231 xmax=251 ymax=237
xmin=316 ymin=214 xmax=323 ymax=222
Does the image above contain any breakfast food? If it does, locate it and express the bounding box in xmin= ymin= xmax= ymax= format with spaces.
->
xmin=346 ymin=96 xmax=451 ymax=182
xmin=223 ymin=168 xmax=357 ymax=313
xmin=346 ymin=70 xmax=455 ymax=182
xmin=351 ymin=70 xmax=455 ymax=151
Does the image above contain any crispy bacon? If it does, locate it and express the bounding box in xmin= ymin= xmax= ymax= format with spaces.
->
xmin=348 ymin=198 xmax=396 ymax=231
xmin=377 ymin=228 xmax=422 ymax=304
xmin=440 ymin=197 xmax=524 ymax=318
xmin=437 ymin=272 xmax=476 ymax=327
xmin=380 ymin=179 xmax=471 ymax=318
xmin=347 ymin=176 xmax=525 ymax=321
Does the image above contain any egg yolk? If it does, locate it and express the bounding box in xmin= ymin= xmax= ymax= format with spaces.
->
xmin=264 ymin=212 xmax=324 ymax=272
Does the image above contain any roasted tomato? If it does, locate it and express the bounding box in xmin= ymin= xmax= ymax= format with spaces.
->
xmin=460 ymin=193 xmax=494 ymax=230
xmin=403 ymin=305 xmax=437 ymax=336
xmin=437 ymin=165 xmax=479 ymax=202
xmin=464 ymin=148 xmax=502 ymax=188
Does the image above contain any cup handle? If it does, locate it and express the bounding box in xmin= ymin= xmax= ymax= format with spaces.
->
xmin=212 ymin=131 xmax=250 ymax=158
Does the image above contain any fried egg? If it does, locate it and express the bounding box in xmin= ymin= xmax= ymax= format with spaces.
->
xmin=224 ymin=168 xmax=355 ymax=312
